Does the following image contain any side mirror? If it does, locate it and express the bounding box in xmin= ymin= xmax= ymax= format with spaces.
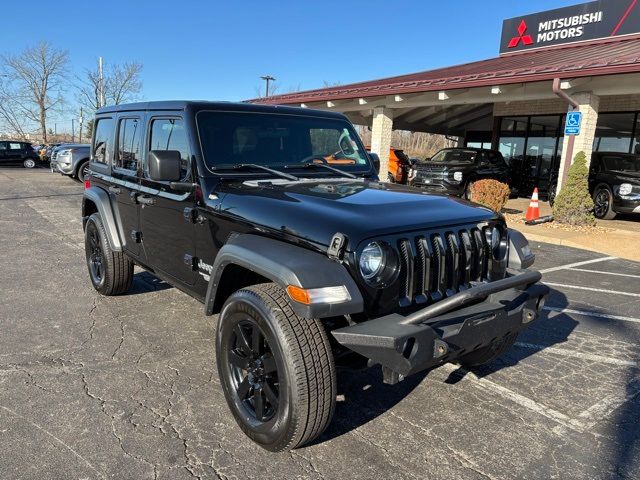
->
xmin=369 ymin=152 xmax=380 ymax=174
xmin=148 ymin=150 xmax=182 ymax=182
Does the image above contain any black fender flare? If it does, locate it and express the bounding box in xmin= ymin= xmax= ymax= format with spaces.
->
xmin=82 ymin=187 xmax=124 ymax=251
xmin=205 ymin=234 xmax=364 ymax=319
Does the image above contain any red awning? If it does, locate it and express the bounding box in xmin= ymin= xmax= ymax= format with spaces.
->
xmin=249 ymin=37 xmax=640 ymax=105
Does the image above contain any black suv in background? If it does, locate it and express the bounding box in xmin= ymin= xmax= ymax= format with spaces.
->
xmin=82 ymin=101 xmax=547 ymax=452
xmin=590 ymin=151 xmax=640 ymax=219
xmin=548 ymin=151 xmax=640 ymax=219
xmin=0 ymin=140 xmax=41 ymax=168
xmin=408 ymin=147 xmax=510 ymax=199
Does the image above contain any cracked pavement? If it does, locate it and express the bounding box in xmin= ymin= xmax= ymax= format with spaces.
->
xmin=1 ymin=168 xmax=639 ymax=479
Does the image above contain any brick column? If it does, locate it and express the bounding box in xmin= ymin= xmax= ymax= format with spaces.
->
xmin=370 ymin=107 xmax=393 ymax=182
xmin=557 ymin=92 xmax=600 ymax=189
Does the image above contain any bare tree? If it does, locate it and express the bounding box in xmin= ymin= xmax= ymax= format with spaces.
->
xmin=2 ymin=41 xmax=69 ymax=142
xmin=77 ymin=60 xmax=143 ymax=112
xmin=0 ymin=81 xmax=30 ymax=139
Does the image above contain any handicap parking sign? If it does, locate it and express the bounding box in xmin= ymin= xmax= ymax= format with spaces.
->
xmin=564 ymin=111 xmax=582 ymax=136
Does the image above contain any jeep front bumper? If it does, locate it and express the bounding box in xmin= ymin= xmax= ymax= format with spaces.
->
xmin=332 ymin=270 xmax=548 ymax=384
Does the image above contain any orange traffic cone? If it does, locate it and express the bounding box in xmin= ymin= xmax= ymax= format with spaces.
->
xmin=525 ymin=188 xmax=540 ymax=222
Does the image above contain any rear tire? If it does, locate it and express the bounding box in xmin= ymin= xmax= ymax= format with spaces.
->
xmin=216 ymin=283 xmax=336 ymax=451
xmin=387 ymin=172 xmax=395 ymax=183
xmin=84 ymin=213 xmax=134 ymax=295
xmin=458 ymin=332 xmax=518 ymax=368
xmin=593 ymin=186 xmax=617 ymax=220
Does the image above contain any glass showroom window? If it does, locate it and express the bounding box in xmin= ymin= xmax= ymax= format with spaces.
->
xmin=594 ymin=112 xmax=637 ymax=153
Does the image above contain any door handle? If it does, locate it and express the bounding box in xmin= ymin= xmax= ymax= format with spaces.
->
xmin=136 ymin=194 xmax=156 ymax=206
xmin=108 ymin=186 xmax=121 ymax=195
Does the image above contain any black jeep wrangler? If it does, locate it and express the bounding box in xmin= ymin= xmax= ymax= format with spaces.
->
xmin=82 ymin=101 xmax=548 ymax=452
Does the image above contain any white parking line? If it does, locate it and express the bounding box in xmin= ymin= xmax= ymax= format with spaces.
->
xmin=545 ymin=282 xmax=640 ymax=298
xmin=514 ymin=342 xmax=637 ymax=367
xmin=544 ymin=306 xmax=640 ymax=324
xmin=539 ymin=256 xmax=617 ymax=274
xmin=576 ymin=377 xmax=640 ymax=430
xmin=567 ymin=267 xmax=640 ymax=279
xmin=438 ymin=363 xmax=584 ymax=434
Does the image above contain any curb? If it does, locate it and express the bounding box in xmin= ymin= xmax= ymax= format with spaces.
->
xmin=508 ymin=226 xmax=640 ymax=262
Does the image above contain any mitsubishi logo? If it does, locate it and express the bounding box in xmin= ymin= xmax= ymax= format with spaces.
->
xmin=508 ymin=20 xmax=534 ymax=48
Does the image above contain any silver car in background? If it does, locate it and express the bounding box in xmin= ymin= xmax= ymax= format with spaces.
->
xmin=50 ymin=144 xmax=91 ymax=181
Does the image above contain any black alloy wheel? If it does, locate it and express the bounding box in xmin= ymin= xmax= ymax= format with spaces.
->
xmin=86 ymin=221 xmax=105 ymax=288
xmin=217 ymin=284 xmax=337 ymax=451
xmin=84 ymin=213 xmax=134 ymax=295
xmin=228 ymin=319 xmax=280 ymax=423
xmin=593 ymin=187 xmax=616 ymax=220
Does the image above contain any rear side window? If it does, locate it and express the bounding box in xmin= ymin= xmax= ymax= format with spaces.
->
xmin=93 ymin=117 xmax=115 ymax=164
xmin=116 ymin=118 xmax=141 ymax=172
xmin=9 ymin=143 xmax=22 ymax=150
xmin=148 ymin=118 xmax=190 ymax=179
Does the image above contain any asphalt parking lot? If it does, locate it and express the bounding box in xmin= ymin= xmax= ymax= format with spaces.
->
xmin=1 ymin=168 xmax=639 ymax=480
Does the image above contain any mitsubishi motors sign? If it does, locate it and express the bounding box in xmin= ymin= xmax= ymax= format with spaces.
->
xmin=500 ymin=0 xmax=640 ymax=54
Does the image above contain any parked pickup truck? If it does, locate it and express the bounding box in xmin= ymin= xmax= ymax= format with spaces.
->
xmin=82 ymin=101 xmax=548 ymax=452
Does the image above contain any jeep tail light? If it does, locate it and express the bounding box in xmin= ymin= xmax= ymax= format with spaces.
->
xmin=84 ymin=179 xmax=91 ymax=190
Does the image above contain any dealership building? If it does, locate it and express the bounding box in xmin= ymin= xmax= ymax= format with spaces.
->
xmin=252 ymin=0 xmax=640 ymax=196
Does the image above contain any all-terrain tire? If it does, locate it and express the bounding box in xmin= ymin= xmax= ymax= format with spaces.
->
xmin=84 ymin=213 xmax=134 ymax=295
xmin=216 ymin=283 xmax=336 ymax=451
xmin=458 ymin=332 xmax=518 ymax=368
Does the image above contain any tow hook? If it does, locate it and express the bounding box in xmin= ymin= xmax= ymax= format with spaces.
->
xmin=523 ymin=308 xmax=537 ymax=324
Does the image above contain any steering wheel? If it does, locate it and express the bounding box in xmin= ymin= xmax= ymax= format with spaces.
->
xmin=299 ymin=155 xmax=328 ymax=164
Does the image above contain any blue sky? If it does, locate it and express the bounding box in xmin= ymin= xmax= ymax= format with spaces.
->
xmin=1 ymin=0 xmax=579 ymax=104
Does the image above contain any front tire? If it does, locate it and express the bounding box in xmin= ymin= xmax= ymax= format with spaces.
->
xmin=216 ymin=283 xmax=336 ymax=452
xmin=23 ymin=158 xmax=36 ymax=169
xmin=593 ymin=186 xmax=617 ymax=220
xmin=84 ymin=213 xmax=134 ymax=295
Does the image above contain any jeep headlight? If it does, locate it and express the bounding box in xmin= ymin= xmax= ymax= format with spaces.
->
xmin=452 ymin=171 xmax=463 ymax=183
xmin=58 ymin=149 xmax=72 ymax=156
xmin=485 ymin=225 xmax=508 ymax=261
xmin=358 ymin=241 xmax=398 ymax=287
xmin=619 ymin=183 xmax=633 ymax=196
xmin=359 ymin=242 xmax=384 ymax=281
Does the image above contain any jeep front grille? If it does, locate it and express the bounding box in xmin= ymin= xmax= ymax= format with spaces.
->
xmin=396 ymin=227 xmax=500 ymax=308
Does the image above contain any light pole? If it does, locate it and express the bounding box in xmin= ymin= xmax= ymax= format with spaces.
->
xmin=260 ymin=75 xmax=276 ymax=97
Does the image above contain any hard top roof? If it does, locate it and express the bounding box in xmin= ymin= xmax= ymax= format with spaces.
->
xmin=96 ymin=101 xmax=348 ymax=120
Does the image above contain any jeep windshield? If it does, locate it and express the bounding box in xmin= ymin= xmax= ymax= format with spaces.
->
xmin=197 ymin=111 xmax=372 ymax=175
xmin=420 ymin=149 xmax=477 ymax=165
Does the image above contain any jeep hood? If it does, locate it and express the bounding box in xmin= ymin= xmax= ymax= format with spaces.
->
xmin=215 ymin=178 xmax=499 ymax=249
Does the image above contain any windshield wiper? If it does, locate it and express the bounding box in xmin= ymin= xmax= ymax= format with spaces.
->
xmin=286 ymin=162 xmax=357 ymax=179
xmin=233 ymin=164 xmax=299 ymax=181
